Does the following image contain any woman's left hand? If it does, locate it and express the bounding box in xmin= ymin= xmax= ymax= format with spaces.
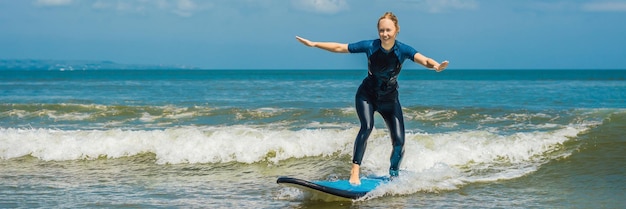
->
xmin=435 ymin=61 xmax=449 ymax=72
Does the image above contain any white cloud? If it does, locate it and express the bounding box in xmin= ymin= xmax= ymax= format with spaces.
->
xmin=292 ymin=0 xmax=349 ymax=14
xmin=582 ymin=1 xmax=626 ymax=12
xmin=529 ymin=2 xmax=575 ymax=11
xmin=528 ymin=1 xmax=626 ymax=13
xmin=173 ymin=0 xmax=198 ymax=17
xmin=401 ymin=0 xmax=478 ymax=13
xmin=91 ymin=0 xmax=205 ymax=17
xmin=34 ymin=0 xmax=73 ymax=6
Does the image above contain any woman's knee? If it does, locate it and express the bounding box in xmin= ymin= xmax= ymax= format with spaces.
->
xmin=360 ymin=120 xmax=375 ymax=131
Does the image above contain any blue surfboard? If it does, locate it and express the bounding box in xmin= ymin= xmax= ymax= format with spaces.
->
xmin=277 ymin=176 xmax=389 ymax=200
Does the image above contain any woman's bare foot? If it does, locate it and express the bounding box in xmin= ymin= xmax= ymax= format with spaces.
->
xmin=349 ymin=164 xmax=361 ymax=185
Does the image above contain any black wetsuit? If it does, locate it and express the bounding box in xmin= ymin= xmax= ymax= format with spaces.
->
xmin=347 ymin=39 xmax=418 ymax=176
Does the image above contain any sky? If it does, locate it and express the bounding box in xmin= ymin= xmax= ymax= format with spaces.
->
xmin=1 ymin=0 xmax=625 ymax=70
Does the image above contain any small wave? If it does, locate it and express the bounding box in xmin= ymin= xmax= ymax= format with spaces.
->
xmin=0 ymin=103 xmax=358 ymax=129
xmin=355 ymin=125 xmax=587 ymax=199
xmin=2 ymin=117 xmax=601 ymax=201
xmin=0 ymin=125 xmax=357 ymax=164
xmin=3 ymin=105 xmax=620 ymax=199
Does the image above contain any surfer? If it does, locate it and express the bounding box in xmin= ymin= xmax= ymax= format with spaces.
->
xmin=295 ymin=12 xmax=449 ymax=185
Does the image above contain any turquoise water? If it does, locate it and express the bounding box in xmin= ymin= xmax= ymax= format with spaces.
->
xmin=1 ymin=69 xmax=625 ymax=208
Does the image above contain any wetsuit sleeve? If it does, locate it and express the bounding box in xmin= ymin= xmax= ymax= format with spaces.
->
xmin=397 ymin=42 xmax=419 ymax=62
xmin=347 ymin=40 xmax=372 ymax=53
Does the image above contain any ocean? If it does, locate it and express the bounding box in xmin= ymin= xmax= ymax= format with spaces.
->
xmin=0 ymin=69 xmax=624 ymax=208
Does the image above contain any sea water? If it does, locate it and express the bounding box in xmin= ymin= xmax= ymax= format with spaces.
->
xmin=1 ymin=69 xmax=625 ymax=208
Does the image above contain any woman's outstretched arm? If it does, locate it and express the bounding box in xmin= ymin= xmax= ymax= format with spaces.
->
xmin=296 ymin=36 xmax=349 ymax=53
xmin=413 ymin=52 xmax=449 ymax=72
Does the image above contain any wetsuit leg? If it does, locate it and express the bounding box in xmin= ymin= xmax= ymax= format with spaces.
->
xmin=378 ymin=100 xmax=405 ymax=176
xmin=352 ymin=92 xmax=375 ymax=165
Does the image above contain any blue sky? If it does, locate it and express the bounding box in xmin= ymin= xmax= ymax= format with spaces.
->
xmin=1 ymin=0 xmax=625 ymax=69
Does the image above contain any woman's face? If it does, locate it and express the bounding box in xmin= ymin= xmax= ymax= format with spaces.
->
xmin=378 ymin=18 xmax=397 ymax=46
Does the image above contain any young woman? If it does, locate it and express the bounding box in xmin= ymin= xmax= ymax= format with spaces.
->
xmin=296 ymin=12 xmax=448 ymax=185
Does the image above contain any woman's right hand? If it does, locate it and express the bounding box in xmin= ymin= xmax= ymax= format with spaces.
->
xmin=295 ymin=36 xmax=349 ymax=53
xmin=295 ymin=36 xmax=315 ymax=47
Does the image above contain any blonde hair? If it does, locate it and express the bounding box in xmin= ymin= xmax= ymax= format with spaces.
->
xmin=378 ymin=12 xmax=400 ymax=32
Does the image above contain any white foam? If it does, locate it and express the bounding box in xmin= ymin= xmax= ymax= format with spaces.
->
xmin=0 ymin=126 xmax=357 ymax=164
xmin=404 ymin=109 xmax=458 ymax=121
xmin=354 ymin=125 xmax=587 ymax=198
xmin=1 ymin=123 xmax=589 ymax=197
